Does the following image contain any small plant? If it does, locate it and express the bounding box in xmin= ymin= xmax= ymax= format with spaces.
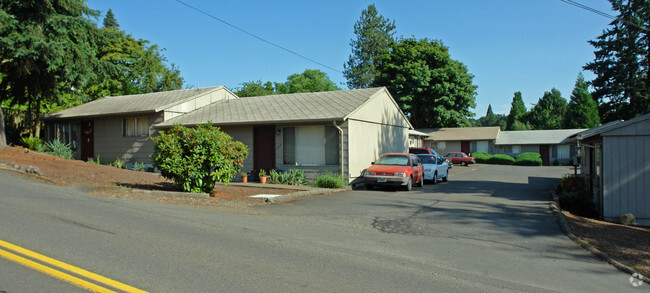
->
xmin=553 ymin=159 xmax=559 ymax=166
xmin=132 ymin=162 xmax=147 ymax=172
xmin=286 ymin=168 xmax=307 ymax=186
xmin=259 ymin=169 xmax=267 ymax=177
xmin=88 ymin=155 xmax=101 ymax=165
xmin=315 ymin=171 xmax=346 ymax=188
xmin=110 ymin=157 xmax=128 ymax=169
xmin=557 ymin=174 xmax=598 ymax=217
xmin=21 ymin=135 xmax=43 ymax=151
xmin=43 ymin=140 xmax=74 ymax=160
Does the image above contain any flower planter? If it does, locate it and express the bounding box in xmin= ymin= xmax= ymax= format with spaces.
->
xmin=241 ymin=176 xmax=248 ymax=183
xmin=259 ymin=176 xmax=267 ymax=184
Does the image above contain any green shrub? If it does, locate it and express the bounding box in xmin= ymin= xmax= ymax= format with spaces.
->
xmin=268 ymin=168 xmax=307 ymax=186
xmin=557 ymin=175 xmax=597 ymax=217
xmin=88 ymin=155 xmax=101 ymax=165
xmin=43 ymin=140 xmax=74 ymax=160
xmin=472 ymin=151 xmax=491 ymax=163
xmin=487 ymin=154 xmax=515 ymax=165
xmin=21 ymin=135 xmax=43 ymax=151
xmin=553 ymin=159 xmax=559 ymax=166
xmin=515 ymin=152 xmax=543 ymax=166
xmin=151 ymin=124 xmax=248 ymax=193
xmin=132 ymin=162 xmax=147 ymax=172
xmin=315 ymin=171 xmax=346 ymax=188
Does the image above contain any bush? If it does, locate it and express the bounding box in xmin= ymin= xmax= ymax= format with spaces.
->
xmin=43 ymin=140 xmax=74 ymax=160
xmin=268 ymin=168 xmax=307 ymax=186
xmin=88 ymin=155 xmax=101 ymax=165
xmin=557 ymin=175 xmax=598 ymax=217
xmin=110 ymin=157 xmax=128 ymax=169
xmin=21 ymin=135 xmax=43 ymax=151
xmin=151 ymin=124 xmax=248 ymax=193
xmin=487 ymin=154 xmax=515 ymax=165
xmin=132 ymin=162 xmax=147 ymax=172
xmin=472 ymin=151 xmax=491 ymax=163
xmin=315 ymin=171 xmax=346 ymax=188
xmin=515 ymin=152 xmax=542 ymax=166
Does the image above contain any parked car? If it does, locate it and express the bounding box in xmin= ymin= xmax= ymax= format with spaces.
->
xmin=444 ymin=152 xmax=476 ymax=166
xmin=408 ymin=147 xmax=438 ymax=156
xmin=416 ymin=154 xmax=449 ymax=184
xmin=364 ymin=153 xmax=424 ymax=191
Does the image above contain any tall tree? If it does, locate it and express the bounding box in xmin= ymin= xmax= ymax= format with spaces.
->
xmin=0 ymin=0 xmax=100 ymax=139
xmin=374 ymin=38 xmax=477 ymax=128
xmin=528 ymin=88 xmax=568 ymax=130
xmin=343 ymin=4 xmax=395 ymax=89
xmin=236 ymin=69 xmax=340 ymax=97
xmin=506 ymin=91 xmax=527 ymax=130
xmin=564 ymin=73 xmax=601 ymax=128
xmin=103 ymin=8 xmax=119 ymax=29
xmin=584 ymin=0 xmax=649 ymax=122
xmin=474 ymin=104 xmax=507 ymax=130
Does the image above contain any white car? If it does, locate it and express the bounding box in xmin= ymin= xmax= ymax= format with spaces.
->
xmin=416 ymin=154 xmax=449 ymax=184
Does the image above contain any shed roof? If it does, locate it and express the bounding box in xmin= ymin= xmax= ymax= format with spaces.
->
xmin=420 ymin=126 xmax=501 ymax=141
xmin=43 ymin=86 xmax=226 ymax=119
xmin=155 ymin=87 xmax=388 ymax=127
xmin=496 ymin=129 xmax=586 ymax=145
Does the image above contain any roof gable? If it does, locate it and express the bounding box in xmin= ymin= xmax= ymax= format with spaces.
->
xmin=155 ymin=87 xmax=389 ymax=127
xmin=44 ymin=86 xmax=227 ymax=119
xmin=421 ymin=126 xmax=501 ymax=141
xmin=574 ymin=113 xmax=650 ymax=140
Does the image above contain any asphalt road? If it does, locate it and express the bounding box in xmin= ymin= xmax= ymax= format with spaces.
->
xmin=0 ymin=165 xmax=639 ymax=292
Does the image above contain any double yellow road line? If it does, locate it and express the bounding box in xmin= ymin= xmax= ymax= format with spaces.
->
xmin=0 ymin=239 xmax=147 ymax=293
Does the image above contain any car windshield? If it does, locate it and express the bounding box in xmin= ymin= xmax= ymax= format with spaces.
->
xmin=409 ymin=149 xmax=428 ymax=154
xmin=375 ymin=155 xmax=409 ymax=166
xmin=417 ymin=155 xmax=436 ymax=164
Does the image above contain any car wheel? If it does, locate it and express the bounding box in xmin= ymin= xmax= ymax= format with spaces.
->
xmin=432 ymin=172 xmax=437 ymax=185
xmin=404 ymin=177 xmax=412 ymax=191
xmin=366 ymin=184 xmax=374 ymax=190
xmin=443 ymin=171 xmax=448 ymax=182
xmin=418 ymin=175 xmax=424 ymax=187
xmin=461 ymin=161 xmax=467 ymax=166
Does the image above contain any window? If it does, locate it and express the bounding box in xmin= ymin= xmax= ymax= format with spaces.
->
xmin=512 ymin=145 xmax=521 ymax=154
xmin=476 ymin=141 xmax=489 ymax=153
xmin=557 ymin=144 xmax=570 ymax=159
xmin=283 ymin=126 xmax=340 ymax=165
xmin=123 ymin=117 xmax=149 ymax=137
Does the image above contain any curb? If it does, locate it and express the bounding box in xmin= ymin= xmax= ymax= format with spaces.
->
xmin=266 ymin=188 xmax=348 ymax=203
xmin=549 ymin=189 xmax=648 ymax=284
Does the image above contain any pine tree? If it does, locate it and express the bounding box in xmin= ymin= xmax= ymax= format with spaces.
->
xmin=584 ymin=0 xmax=649 ymax=122
xmin=564 ymin=73 xmax=601 ymax=128
xmin=103 ymin=9 xmax=119 ymax=29
xmin=506 ymin=91 xmax=527 ymax=130
xmin=343 ymin=4 xmax=395 ymax=89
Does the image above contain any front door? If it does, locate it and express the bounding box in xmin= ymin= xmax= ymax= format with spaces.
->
xmin=80 ymin=120 xmax=94 ymax=161
xmin=253 ymin=125 xmax=275 ymax=172
xmin=539 ymin=144 xmax=549 ymax=166
xmin=461 ymin=141 xmax=470 ymax=154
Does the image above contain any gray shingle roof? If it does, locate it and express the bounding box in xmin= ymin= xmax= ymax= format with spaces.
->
xmin=155 ymin=87 xmax=384 ymax=127
xmin=496 ymin=129 xmax=586 ymax=145
xmin=43 ymin=86 xmax=225 ymax=119
xmin=420 ymin=126 xmax=501 ymax=141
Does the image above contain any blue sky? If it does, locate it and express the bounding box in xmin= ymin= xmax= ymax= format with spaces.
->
xmin=86 ymin=0 xmax=614 ymax=116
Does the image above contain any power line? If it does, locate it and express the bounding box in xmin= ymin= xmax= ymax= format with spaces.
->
xmin=558 ymin=0 xmax=649 ymax=32
xmin=174 ymin=0 xmax=342 ymax=74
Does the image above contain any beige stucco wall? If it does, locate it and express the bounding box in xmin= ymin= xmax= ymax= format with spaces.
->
xmin=93 ymin=113 xmax=162 ymax=165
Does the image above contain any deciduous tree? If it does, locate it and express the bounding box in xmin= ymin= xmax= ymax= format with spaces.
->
xmin=528 ymin=88 xmax=568 ymax=130
xmin=343 ymin=4 xmax=395 ymax=89
xmin=374 ymin=38 xmax=477 ymax=128
xmin=236 ymin=69 xmax=340 ymax=97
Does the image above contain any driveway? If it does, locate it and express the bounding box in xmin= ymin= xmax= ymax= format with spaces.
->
xmin=257 ymin=164 xmax=636 ymax=291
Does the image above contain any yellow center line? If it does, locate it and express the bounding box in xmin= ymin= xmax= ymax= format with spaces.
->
xmin=0 ymin=239 xmax=147 ymax=293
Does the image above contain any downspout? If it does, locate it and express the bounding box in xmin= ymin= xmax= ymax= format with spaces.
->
xmin=333 ymin=120 xmax=344 ymax=179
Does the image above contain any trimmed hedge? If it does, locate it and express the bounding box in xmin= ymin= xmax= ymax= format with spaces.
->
xmin=472 ymin=151 xmax=492 ymax=163
xmin=515 ymin=152 xmax=543 ymax=166
xmin=487 ymin=154 xmax=515 ymax=165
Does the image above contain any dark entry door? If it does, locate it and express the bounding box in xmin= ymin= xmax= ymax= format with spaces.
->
xmin=253 ymin=125 xmax=275 ymax=172
xmin=539 ymin=144 xmax=549 ymax=166
xmin=80 ymin=120 xmax=94 ymax=161
xmin=461 ymin=141 xmax=470 ymax=154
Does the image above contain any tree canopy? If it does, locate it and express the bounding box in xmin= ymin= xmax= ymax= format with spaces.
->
xmin=528 ymin=88 xmax=568 ymax=130
xmin=103 ymin=8 xmax=119 ymax=29
xmin=343 ymin=4 xmax=395 ymax=89
xmin=474 ymin=105 xmax=507 ymax=130
xmin=585 ymin=0 xmax=649 ymax=122
xmin=374 ymin=38 xmax=477 ymax=128
xmin=506 ymin=91 xmax=529 ymax=130
xmin=564 ymin=73 xmax=600 ymax=129
xmin=236 ymin=69 xmax=340 ymax=97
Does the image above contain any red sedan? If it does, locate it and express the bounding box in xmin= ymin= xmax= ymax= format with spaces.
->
xmin=363 ymin=153 xmax=424 ymax=191
xmin=444 ymin=152 xmax=476 ymax=166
